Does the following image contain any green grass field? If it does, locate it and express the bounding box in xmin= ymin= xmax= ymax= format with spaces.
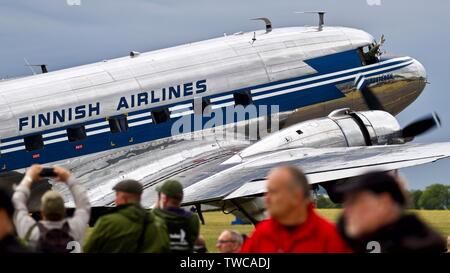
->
xmin=201 ymin=209 xmax=450 ymax=252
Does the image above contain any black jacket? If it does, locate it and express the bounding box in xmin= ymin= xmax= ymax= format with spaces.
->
xmin=0 ymin=235 xmax=30 ymax=253
xmin=337 ymin=213 xmax=446 ymax=253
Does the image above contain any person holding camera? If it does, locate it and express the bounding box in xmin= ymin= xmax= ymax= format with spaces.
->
xmin=12 ymin=164 xmax=91 ymax=253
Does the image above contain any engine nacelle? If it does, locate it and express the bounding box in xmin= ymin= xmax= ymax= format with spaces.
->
xmin=225 ymin=109 xmax=402 ymax=163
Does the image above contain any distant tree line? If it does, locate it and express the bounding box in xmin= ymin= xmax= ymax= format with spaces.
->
xmin=315 ymin=183 xmax=450 ymax=210
xmin=409 ymin=184 xmax=449 ymax=210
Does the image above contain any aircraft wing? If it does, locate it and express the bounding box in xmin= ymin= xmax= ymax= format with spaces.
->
xmin=55 ymin=140 xmax=450 ymax=210
xmin=56 ymin=137 xmax=251 ymax=207
xmin=181 ymin=142 xmax=450 ymax=205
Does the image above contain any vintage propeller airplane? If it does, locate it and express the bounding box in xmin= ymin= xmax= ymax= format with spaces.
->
xmin=0 ymin=15 xmax=448 ymax=223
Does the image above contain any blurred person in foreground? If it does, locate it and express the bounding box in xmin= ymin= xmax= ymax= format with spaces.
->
xmin=335 ymin=171 xmax=446 ymax=253
xmin=84 ymin=179 xmax=169 ymax=253
xmin=216 ymin=230 xmax=243 ymax=253
xmin=13 ymin=164 xmax=90 ymax=253
xmin=447 ymin=236 xmax=450 ymax=253
xmin=0 ymin=188 xmax=29 ymax=253
xmin=193 ymin=234 xmax=208 ymax=253
xmin=241 ymin=166 xmax=351 ymax=253
xmin=153 ymin=180 xmax=200 ymax=253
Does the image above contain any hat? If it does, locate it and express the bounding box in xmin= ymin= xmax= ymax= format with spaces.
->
xmin=113 ymin=179 xmax=143 ymax=195
xmin=41 ymin=190 xmax=65 ymax=219
xmin=155 ymin=180 xmax=183 ymax=200
xmin=334 ymin=172 xmax=406 ymax=206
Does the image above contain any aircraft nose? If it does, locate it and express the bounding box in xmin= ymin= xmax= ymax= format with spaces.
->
xmin=412 ymin=58 xmax=427 ymax=82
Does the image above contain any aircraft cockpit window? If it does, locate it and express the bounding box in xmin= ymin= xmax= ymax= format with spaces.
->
xmin=109 ymin=115 xmax=129 ymax=133
xmin=24 ymin=134 xmax=44 ymax=151
xmin=151 ymin=108 xmax=170 ymax=124
xmin=67 ymin=126 xmax=87 ymax=142
xmin=359 ymin=44 xmax=380 ymax=66
xmin=233 ymin=91 xmax=253 ymax=107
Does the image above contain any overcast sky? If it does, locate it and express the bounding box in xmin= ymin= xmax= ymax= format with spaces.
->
xmin=1 ymin=0 xmax=449 ymax=189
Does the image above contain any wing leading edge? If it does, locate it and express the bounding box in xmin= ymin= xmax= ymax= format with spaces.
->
xmin=182 ymin=142 xmax=450 ymax=205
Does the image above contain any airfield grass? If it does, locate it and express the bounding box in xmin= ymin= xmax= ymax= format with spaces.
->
xmin=201 ymin=209 xmax=450 ymax=252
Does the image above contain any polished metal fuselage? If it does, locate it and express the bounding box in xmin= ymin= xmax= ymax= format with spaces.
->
xmin=0 ymin=25 xmax=427 ymax=208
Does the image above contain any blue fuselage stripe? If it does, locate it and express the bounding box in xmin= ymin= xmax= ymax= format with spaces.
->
xmin=0 ymin=51 xmax=413 ymax=171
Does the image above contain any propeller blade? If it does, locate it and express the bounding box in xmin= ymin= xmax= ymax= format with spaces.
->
xmin=355 ymin=74 xmax=385 ymax=111
xmin=401 ymin=113 xmax=441 ymax=139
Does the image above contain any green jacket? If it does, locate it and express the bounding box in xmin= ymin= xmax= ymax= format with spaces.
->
xmin=152 ymin=207 xmax=200 ymax=253
xmin=84 ymin=203 xmax=170 ymax=253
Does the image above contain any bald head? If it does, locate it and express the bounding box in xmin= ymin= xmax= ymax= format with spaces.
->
xmin=267 ymin=166 xmax=311 ymax=198
xmin=265 ymin=166 xmax=311 ymax=225
xmin=216 ymin=230 xmax=243 ymax=253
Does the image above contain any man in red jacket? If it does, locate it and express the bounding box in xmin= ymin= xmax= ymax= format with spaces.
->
xmin=241 ymin=166 xmax=351 ymax=253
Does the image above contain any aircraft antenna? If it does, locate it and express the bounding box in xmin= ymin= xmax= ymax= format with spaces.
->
xmin=251 ymin=17 xmax=272 ymax=33
xmin=23 ymin=58 xmax=36 ymax=75
xmin=295 ymin=11 xmax=326 ymax=31
xmin=251 ymin=32 xmax=256 ymax=44
xmin=24 ymin=59 xmax=48 ymax=74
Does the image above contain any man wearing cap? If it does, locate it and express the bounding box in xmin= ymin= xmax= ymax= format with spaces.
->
xmin=335 ymin=171 xmax=446 ymax=253
xmin=153 ymin=180 xmax=200 ymax=253
xmin=84 ymin=179 xmax=170 ymax=253
xmin=12 ymin=164 xmax=91 ymax=253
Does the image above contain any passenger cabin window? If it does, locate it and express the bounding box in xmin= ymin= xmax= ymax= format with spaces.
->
xmin=359 ymin=45 xmax=379 ymax=66
xmin=67 ymin=125 xmax=87 ymax=142
xmin=233 ymin=91 xmax=253 ymax=107
xmin=109 ymin=115 xmax=129 ymax=133
xmin=151 ymin=108 xmax=170 ymax=124
xmin=24 ymin=134 xmax=44 ymax=151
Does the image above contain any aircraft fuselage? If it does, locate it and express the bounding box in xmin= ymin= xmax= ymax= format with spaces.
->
xmin=0 ymin=26 xmax=427 ymax=172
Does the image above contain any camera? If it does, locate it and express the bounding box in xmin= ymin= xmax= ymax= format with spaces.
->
xmin=40 ymin=168 xmax=57 ymax=177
